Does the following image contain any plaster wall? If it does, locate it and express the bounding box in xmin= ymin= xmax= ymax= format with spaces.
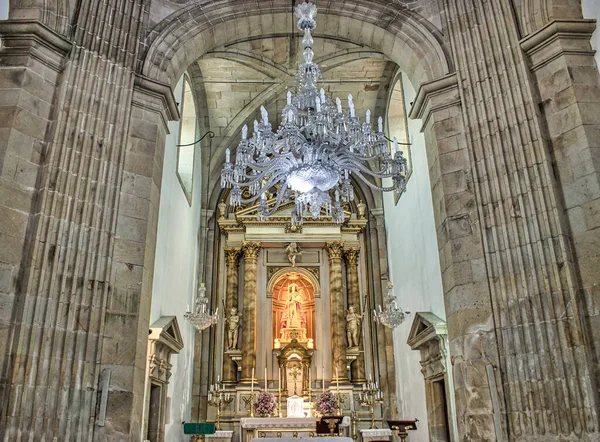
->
xmin=383 ymin=73 xmax=446 ymax=442
xmin=0 ymin=0 xmax=7 ymax=20
xmin=149 ymin=77 xmax=202 ymax=441
xmin=583 ymin=0 xmax=600 ymax=69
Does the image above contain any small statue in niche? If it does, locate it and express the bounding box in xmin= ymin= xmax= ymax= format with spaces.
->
xmin=225 ymin=307 xmax=240 ymax=350
xmin=346 ymin=305 xmax=363 ymax=349
xmin=285 ymin=242 xmax=302 ymax=267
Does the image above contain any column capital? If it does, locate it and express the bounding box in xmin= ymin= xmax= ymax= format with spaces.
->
xmin=342 ymin=247 xmax=360 ymax=266
xmin=242 ymin=241 xmax=261 ymax=260
xmin=325 ymin=241 xmax=344 ymax=261
xmin=224 ymin=247 xmax=242 ymax=267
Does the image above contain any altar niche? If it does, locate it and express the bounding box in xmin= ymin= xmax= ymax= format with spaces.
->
xmin=271 ymin=272 xmax=316 ymax=348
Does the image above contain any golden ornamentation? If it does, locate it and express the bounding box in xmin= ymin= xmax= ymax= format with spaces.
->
xmin=342 ymin=247 xmax=360 ymax=266
xmin=242 ymin=241 xmax=261 ymax=260
xmin=224 ymin=247 xmax=242 ymax=266
xmin=325 ymin=241 xmax=344 ymax=261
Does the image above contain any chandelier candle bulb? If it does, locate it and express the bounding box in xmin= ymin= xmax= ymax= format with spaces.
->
xmin=225 ymin=148 xmax=230 ymax=163
xmin=336 ymin=97 xmax=343 ymax=114
xmin=242 ymin=125 xmax=248 ymax=139
xmin=287 ymin=90 xmax=292 ymax=105
xmin=366 ymin=109 xmax=371 ymax=125
xmin=316 ymin=96 xmax=321 ymax=112
xmin=393 ymin=137 xmax=400 ymax=154
xmin=378 ymin=116 xmax=383 ymax=133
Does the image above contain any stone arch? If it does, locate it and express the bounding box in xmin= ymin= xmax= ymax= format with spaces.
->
xmin=267 ymin=267 xmax=322 ymax=298
xmin=519 ymin=0 xmax=583 ymax=35
xmin=141 ymin=0 xmax=452 ymax=91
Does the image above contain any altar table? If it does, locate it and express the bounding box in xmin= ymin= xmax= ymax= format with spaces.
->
xmin=251 ymin=438 xmax=353 ymax=442
xmin=240 ymin=417 xmax=351 ymax=442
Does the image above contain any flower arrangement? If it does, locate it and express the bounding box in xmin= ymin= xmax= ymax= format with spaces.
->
xmin=315 ymin=390 xmax=337 ymax=416
xmin=254 ymin=391 xmax=277 ymax=417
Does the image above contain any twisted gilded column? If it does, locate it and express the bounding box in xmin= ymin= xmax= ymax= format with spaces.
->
xmin=343 ymin=247 xmax=366 ymax=383
xmin=223 ymin=247 xmax=242 ymax=384
xmin=240 ymin=241 xmax=261 ymax=384
xmin=326 ymin=241 xmax=349 ymax=383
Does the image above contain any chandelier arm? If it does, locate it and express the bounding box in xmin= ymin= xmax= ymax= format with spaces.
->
xmin=352 ymin=170 xmax=403 ymax=193
xmin=335 ymin=157 xmax=397 ymax=179
xmin=232 ymin=156 xmax=293 ymax=183
xmin=263 ymin=182 xmax=290 ymax=217
xmin=235 ymin=169 xmax=290 ymax=205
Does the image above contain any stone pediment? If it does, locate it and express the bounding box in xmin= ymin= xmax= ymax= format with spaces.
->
xmin=149 ymin=316 xmax=184 ymax=353
xmin=407 ymin=312 xmax=447 ymax=350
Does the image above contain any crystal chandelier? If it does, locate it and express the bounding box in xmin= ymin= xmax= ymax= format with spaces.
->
xmin=185 ymin=283 xmax=219 ymax=331
xmin=374 ymin=282 xmax=410 ymax=329
xmin=220 ymin=1 xmax=408 ymax=226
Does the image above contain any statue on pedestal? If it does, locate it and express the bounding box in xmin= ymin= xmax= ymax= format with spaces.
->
xmin=346 ymin=306 xmax=363 ymax=349
xmin=225 ymin=307 xmax=240 ymax=350
xmin=282 ymin=284 xmax=305 ymax=329
xmin=285 ymin=242 xmax=302 ymax=267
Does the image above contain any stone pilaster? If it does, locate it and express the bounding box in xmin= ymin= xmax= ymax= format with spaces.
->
xmin=240 ymin=241 xmax=261 ymax=384
xmin=521 ymin=19 xmax=600 ymax=412
xmin=223 ymin=247 xmax=241 ymax=384
xmin=343 ymin=247 xmax=366 ymax=383
xmin=410 ymin=73 xmax=502 ymax=441
xmin=0 ymin=5 xmax=180 ymax=439
xmin=325 ymin=241 xmax=349 ymax=383
xmin=0 ymin=22 xmax=71 ymax=434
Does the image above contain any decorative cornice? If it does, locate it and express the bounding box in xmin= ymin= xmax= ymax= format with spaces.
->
xmin=409 ymin=73 xmax=459 ymax=122
xmin=520 ymin=19 xmax=596 ymax=52
xmin=133 ymin=74 xmax=180 ymax=122
xmin=520 ymin=19 xmax=597 ymax=71
xmin=0 ymin=20 xmax=72 ymax=72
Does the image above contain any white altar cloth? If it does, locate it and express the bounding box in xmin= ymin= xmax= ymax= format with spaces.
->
xmin=240 ymin=417 xmax=351 ymax=442
xmin=251 ymin=438 xmax=353 ymax=442
xmin=360 ymin=428 xmax=392 ymax=442
xmin=240 ymin=417 xmax=316 ymax=429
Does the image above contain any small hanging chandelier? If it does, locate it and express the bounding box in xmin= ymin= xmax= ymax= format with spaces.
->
xmin=221 ymin=1 xmax=408 ymax=226
xmin=374 ymin=282 xmax=410 ymax=329
xmin=185 ymin=283 xmax=219 ymax=331
xmin=184 ymin=132 xmax=219 ymax=332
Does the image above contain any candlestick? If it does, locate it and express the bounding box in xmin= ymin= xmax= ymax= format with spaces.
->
xmin=335 ymin=367 xmax=341 ymax=414
xmin=278 ymin=364 xmax=282 ymax=417
xmin=358 ymin=377 xmax=383 ymax=429
xmin=250 ymin=366 xmax=255 ymax=417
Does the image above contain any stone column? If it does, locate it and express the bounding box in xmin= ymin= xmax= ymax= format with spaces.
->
xmin=343 ymin=247 xmax=366 ymax=383
xmin=223 ymin=247 xmax=242 ymax=384
xmin=240 ymin=241 xmax=261 ymax=384
xmin=325 ymin=241 xmax=349 ymax=383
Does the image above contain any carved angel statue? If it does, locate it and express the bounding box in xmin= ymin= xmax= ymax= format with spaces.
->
xmin=346 ymin=305 xmax=363 ymax=349
xmin=285 ymin=242 xmax=302 ymax=267
xmin=225 ymin=307 xmax=240 ymax=350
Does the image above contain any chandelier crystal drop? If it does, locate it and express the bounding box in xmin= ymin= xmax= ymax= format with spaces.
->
xmin=374 ymin=282 xmax=410 ymax=329
xmin=184 ymin=283 xmax=219 ymax=331
xmin=220 ymin=1 xmax=408 ymax=226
